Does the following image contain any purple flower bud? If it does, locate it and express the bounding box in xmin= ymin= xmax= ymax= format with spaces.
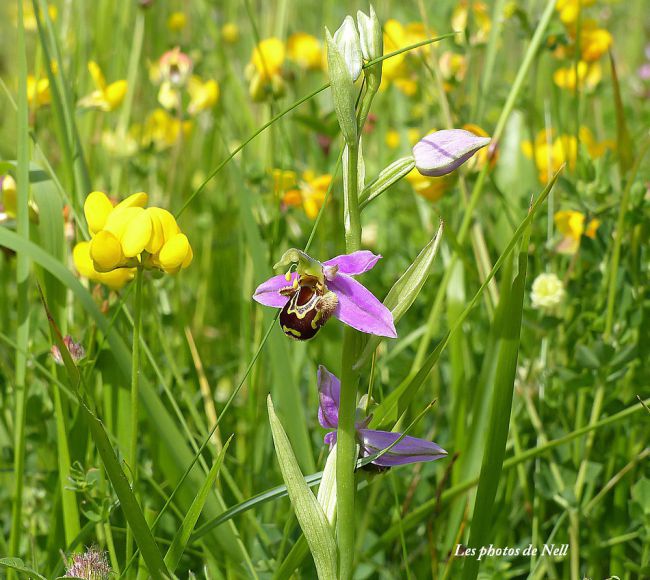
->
xmin=65 ymin=547 xmax=111 ymax=580
xmin=51 ymin=335 xmax=86 ymax=366
xmin=413 ymin=129 xmax=491 ymax=177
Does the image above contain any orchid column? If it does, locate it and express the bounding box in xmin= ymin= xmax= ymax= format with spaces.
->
xmin=326 ymin=8 xmax=382 ymax=577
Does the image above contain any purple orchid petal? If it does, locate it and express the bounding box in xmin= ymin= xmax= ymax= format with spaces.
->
xmin=252 ymin=273 xmax=297 ymax=308
xmin=323 ymin=251 xmax=382 ymax=277
xmin=328 ymin=274 xmax=397 ymax=338
xmin=324 ymin=431 xmax=337 ymax=446
xmin=318 ymin=365 xmax=340 ymax=429
xmin=413 ymin=129 xmax=491 ymax=177
xmin=358 ymin=429 xmax=447 ymax=467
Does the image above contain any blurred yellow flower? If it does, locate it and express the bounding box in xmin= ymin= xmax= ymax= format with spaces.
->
xmin=380 ymin=19 xmax=429 ymax=95
xmin=155 ymin=47 xmax=193 ymax=86
xmin=522 ymin=127 xmax=609 ymax=182
xmin=385 ymin=128 xmax=421 ymax=150
xmin=187 ymin=76 xmax=219 ymax=115
xmin=167 ymin=11 xmax=187 ymax=31
xmin=406 ymin=168 xmax=454 ymax=202
xmin=101 ymin=129 xmax=139 ymax=158
xmin=222 ymin=22 xmax=240 ymax=44
xmin=452 ymin=1 xmax=492 ymax=45
xmin=280 ymin=170 xmax=332 ymax=219
xmin=246 ymin=38 xmax=287 ymax=101
xmin=579 ymin=22 xmax=612 ymax=62
xmin=76 ymin=191 xmax=193 ymax=277
xmin=555 ymin=0 xmax=595 ymax=25
xmin=287 ymin=33 xmax=323 ymax=70
xmin=137 ymin=108 xmax=193 ymax=151
xmin=27 ymin=75 xmax=51 ymax=108
xmin=1 ymin=175 xmax=17 ymax=221
xmin=78 ymin=61 xmax=127 ymax=111
xmin=553 ymin=61 xmax=602 ymax=91
xmin=439 ymin=51 xmax=468 ymax=87
xmin=251 ymin=37 xmax=286 ymax=81
xmin=20 ymin=2 xmax=57 ymax=31
xmin=554 ymin=209 xmax=600 ymax=254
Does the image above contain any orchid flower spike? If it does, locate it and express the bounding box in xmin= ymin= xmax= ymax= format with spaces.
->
xmin=253 ymin=249 xmax=396 ymax=340
xmin=413 ymin=129 xmax=491 ymax=177
xmin=318 ymin=366 xmax=447 ymax=468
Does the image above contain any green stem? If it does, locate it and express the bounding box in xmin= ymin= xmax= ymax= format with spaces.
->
xmin=126 ymin=267 xmax=144 ymax=563
xmin=603 ymin=133 xmax=650 ymax=339
xmin=337 ymin=132 xmax=362 ymax=578
xmin=9 ymin=2 xmax=30 ymax=573
xmin=336 ymin=329 xmax=360 ymax=579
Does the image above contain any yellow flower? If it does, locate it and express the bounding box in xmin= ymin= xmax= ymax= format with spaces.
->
xmin=187 ymin=76 xmax=219 ymax=115
xmin=138 ymin=108 xmax=193 ymax=151
xmin=287 ymin=33 xmax=323 ymax=70
xmin=384 ymin=128 xmax=421 ymax=149
xmin=522 ymin=127 xmax=610 ymax=182
xmin=251 ymin=37 xmax=286 ymax=81
xmin=406 ymin=168 xmax=454 ymax=202
xmin=554 ymin=210 xmax=600 ymax=254
xmin=1 ymin=175 xmax=17 ymax=220
xmin=439 ymin=51 xmax=468 ymax=85
xmin=222 ymin=22 xmax=240 ymax=44
xmin=27 ymin=75 xmax=51 ymax=107
xmin=77 ymin=191 xmax=193 ymax=277
xmin=78 ymin=61 xmax=127 ymax=111
xmin=579 ymin=22 xmax=612 ymax=62
xmin=73 ymin=242 xmax=135 ymax=290
xmin=167 ymin=11 xmax=187 ymax=32
xmin=20 ymin=2 xmax=57 ymax=32
xmin=553 ymin=61 xmax=602 ymax=91
xmin=280 ymin=170 xmax=332 ymax=219
xmin=555 ymin=0 xmax=595 ymax=25
xmin=452 ymin=1 xmax=492 ymax=45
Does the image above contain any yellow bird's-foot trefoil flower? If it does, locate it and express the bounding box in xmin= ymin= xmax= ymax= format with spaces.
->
xmin=554 ymin=209 xmax=600 ymax=255
xmin=78 ymin=61 xmax=127 ymax=111
xmin=73 ymin=191 xmax=193 ymax=289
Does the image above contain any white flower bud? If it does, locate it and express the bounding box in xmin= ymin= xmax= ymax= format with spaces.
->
xmin=332 ymin=16 xmax=363 ymax=82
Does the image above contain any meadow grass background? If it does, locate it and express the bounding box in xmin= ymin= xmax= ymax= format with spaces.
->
xmin=0 ymin=0 xmax=649 ymax=578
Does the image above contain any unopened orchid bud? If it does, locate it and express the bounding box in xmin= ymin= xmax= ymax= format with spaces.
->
xmin=413 ymin=129 xmax=491 ymax=177
xmin=357 ymin=5 xmax=383 ymax=90
xmin=332 ymin=16 xmax=363 ymax=82
xmin=326 ymin=28 xmax=358 ymax=145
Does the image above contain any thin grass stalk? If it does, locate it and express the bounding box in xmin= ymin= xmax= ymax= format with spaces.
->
xmin=8 ymin=3 xmax=31 ymax=574
xmin=126 ymin=267 xmax=145 ymax=563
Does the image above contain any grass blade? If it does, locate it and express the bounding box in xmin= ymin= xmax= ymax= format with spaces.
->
xmin=267 ymin=396 xmax=338 ymax=580
xmin=164 ymin=436 xmax=233 ymax=573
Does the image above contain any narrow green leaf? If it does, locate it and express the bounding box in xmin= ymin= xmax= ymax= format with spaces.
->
xmin=164 ymin=436 xmax=233 ymax=572
xmin=609 ymin=51 xmax=635 ymax=175
xmin=0 ymin=558 xmax=47 ymax=580
xmin=461 ymin=214 xmax=531 ymax=580
xmin=356 ymin=222 xmax=444 ymax=368
xmin=267 ymin=396 xmax=338 ymax=580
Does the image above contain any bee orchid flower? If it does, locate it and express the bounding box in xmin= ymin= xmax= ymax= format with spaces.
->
xmin=318 ymin=366 xmax=447 ymax=467
xmin=253 ymin=248 xmax=396 ymax=340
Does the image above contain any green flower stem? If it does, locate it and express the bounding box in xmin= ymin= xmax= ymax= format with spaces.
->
xmin=9 ymin=2 xmax=30 ymax=574
xmin=126 ymin=266 xmax=144 ymax=563
xmin=338 ymin=132 xmax=362 ymax=577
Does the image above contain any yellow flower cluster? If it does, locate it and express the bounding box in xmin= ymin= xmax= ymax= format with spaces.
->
xmin=554 ymin=210 xmax=600 ymax=254
xmin=27 ymin=75 xmax=51 ymax=108
xmin=73 ymin=191 xmax=193 ymax=289
xmin=274 ymin=169 xmax=331 ymax=219
xmin=521 ymin=127 xmax=611 ymax=183
xmin=381 ymin=19 xmax=430 ymax=96
xmin=78 ymin=61 xmax=127 ymax=112
xmin=553 ymin=2 xmax=612 ymax=91
xmin=451 ymin=1 xmax=492 ymax=46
